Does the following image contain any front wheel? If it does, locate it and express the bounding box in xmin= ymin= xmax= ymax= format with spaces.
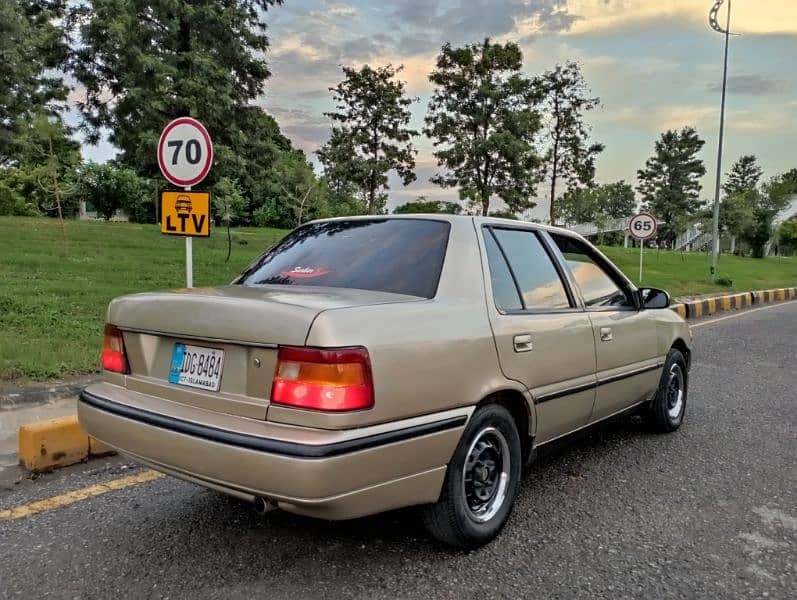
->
xmin=422 ymin=404 xmax=522 ymax=549
xmin=644 ymin=349 xmax=688 ymax=433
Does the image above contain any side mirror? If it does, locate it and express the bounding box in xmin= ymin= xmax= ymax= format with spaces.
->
xmin=639 ymin=287 xmax=670 ymax=309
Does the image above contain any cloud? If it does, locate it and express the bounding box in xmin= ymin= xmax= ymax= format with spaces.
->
xmin=564 ymin=0 xmax=797 ymax=35
xmin=707 ymin=74 xmax=788 ymax=96
xmin=261 ymin=105 xmax=331 ymax=154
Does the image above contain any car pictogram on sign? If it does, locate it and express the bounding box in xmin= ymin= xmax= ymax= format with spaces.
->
xmin=175 ymin=195 xmax=193 ymax=214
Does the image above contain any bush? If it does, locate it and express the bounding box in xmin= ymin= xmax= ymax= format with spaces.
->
xmin=0 ymin=180 xmax=39 ymax=216
xmin=715 ymin=276 xmax=733 ymax=287
xmin=71 ymin=163 xmax=153 ymax=222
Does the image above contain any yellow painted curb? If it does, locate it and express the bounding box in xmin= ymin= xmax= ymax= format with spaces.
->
xmin=18 ymin=416 xmax=116 ymax=473
xmin=89 ymin=436 xmax=116 ymax=457
xmin=679 ymin=287 xmax=795 ymax=320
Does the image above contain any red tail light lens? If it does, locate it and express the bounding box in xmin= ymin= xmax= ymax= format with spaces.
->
xmin=101 ymin=324 xmax=129 ymax=373
xmin=271 ymin=346 xmax=374 ymax=411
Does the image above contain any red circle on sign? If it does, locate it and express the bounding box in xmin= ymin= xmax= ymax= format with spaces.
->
xmin=157 ymin=117 xmax=213 ymax=187
xmin=628 ymin=212 xmax=657 ymax=241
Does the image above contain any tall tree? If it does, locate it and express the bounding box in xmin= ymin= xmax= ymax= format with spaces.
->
xmin=637 ymin=127 xmax=706 ymax=247
xmin=71 ymin=0 xmax=291 ymax=215
xmin=425 ymin=39 xmax=542 ymax=216
xmin=723 ymin=154 xmax=763 ymax=197
xmin=0 ymin=0 xmax=71 ymax=166
xmin=536 ymin=61 xmax=604 ymax=225
xmin=321 ymin=64 xmax=418 ymax=215
xmin=317 ymin=127 xmax=364 ymax=203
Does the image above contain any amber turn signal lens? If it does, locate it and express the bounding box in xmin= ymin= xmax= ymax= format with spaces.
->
xmin=271 ymin=346 xmax=374 ymax=412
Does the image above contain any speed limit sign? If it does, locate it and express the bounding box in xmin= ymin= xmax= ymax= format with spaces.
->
xmin=628 ymin=212 xmax=657 ymax=241
xmin=157 ymin=117 xmax=213 ymax=188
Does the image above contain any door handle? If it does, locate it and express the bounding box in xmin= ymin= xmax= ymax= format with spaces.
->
xmin=600 ymin=327 xmax=613 ymax=342
xmin=513 ymin=334 xmax=533 ymax=353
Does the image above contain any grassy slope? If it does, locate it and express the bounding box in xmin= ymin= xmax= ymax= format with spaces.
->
xmin=600 ymin=245 xmax=797 ymax=297
xmin=1 ymin=216 xmax=795 ymax=381
xmin=0 ymin=217 xmax=286 ymax=380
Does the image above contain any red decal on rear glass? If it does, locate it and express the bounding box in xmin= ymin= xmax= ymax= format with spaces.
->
xmin=280 ymin=266 xmax=329 ymax=279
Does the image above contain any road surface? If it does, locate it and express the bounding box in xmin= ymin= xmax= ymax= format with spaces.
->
xmin=1 ymin=302 xmax=795 ymax=599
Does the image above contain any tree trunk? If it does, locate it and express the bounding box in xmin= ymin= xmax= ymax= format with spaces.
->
xmin=549 ymin=139 xmax=559 ymax=226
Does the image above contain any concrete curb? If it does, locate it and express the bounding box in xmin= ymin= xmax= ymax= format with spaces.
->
xmin=671 ymin=286 xmax=796 ymax=319
xmin=18 ymin=415 xmax=114 ymax=472
xmin=0 ymin=376 xmax=100 ymax=410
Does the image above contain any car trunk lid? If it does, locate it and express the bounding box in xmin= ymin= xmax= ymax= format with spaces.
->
xmin=107 ymin=285 xmax=417 ymax=419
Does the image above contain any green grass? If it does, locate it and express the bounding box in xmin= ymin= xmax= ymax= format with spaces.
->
xmin=600 ymin=245 xmax=797 ymax=297
xmin=1 ymin=216 xmax=795 ymax=381
xmin=0 ymin=217 xmax=286 ymax=381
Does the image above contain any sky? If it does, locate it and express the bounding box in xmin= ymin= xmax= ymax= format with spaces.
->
xmin=78 ymin=0 xmax=797 ymax=219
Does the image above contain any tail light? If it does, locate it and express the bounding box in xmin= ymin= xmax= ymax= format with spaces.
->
xmin=101 ymin=324 xmax=129 ymax=373
xmin=271 ymin=346 xmax=374 ymax=411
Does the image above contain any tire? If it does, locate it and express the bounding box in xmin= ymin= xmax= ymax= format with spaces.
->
xmin=422 ymin=404 xmax=522 ymax=549
xmin=644 ymin=348 xmax=688 ymax=433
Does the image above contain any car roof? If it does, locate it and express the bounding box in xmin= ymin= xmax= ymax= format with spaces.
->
xmin=305 ymin=213 xmax=584 ymax=239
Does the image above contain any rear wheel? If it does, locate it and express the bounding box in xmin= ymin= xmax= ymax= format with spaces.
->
xmin=644 ymin=349 xmax=688 ymax=433
xmin=422 ymin=404 xmax=522 ymax=549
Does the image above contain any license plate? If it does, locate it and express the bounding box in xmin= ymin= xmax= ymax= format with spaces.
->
xmin=168 ymin=343 xmax=224 ymax=391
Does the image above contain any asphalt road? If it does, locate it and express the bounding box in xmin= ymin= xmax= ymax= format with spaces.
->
xmin=1 ymin=302 xmax=795 ymax=599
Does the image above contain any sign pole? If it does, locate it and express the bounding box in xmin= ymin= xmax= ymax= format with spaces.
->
xmin=185 ymin=186 xmax=193 ymax=288
xmin=639 ymin=239 xmax=644 ymax=283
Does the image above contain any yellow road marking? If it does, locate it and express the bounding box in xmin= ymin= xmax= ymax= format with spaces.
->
xmin=690 ymin=300 xmax=797 ymax=330
xmin=0 ymin=470 xmax=163 ymax=521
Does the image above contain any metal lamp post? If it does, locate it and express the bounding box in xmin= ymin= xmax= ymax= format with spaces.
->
xmin=708 ymin=0 xmax=733 ymax=281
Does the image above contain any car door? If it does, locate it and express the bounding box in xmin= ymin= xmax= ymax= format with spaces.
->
xmin=547 ymin=233 xmax=661 ymax=422
xmin=480 ymin=225 xmax=598 ymax=444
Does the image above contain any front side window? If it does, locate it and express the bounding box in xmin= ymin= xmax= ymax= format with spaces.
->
xmin=489 ymin=228 xmax=571 ymax=310
xmin=237 ymin=219 xmax=450 ymax=299
xmin=550 ymin=234 xmax=633 ymax=308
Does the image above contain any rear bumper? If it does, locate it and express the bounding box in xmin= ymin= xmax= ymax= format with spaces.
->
xmin=78 ymin=383 xmax=470 ymax=520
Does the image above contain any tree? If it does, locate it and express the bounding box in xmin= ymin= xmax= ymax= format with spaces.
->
xmin=212 ymin=177 xmax=247 ymax=262
xmin=488 ymin=209 xmax=518 ymax=220
xmin=11 ymin=115 xmax=81 ymax=216
xmin=636 ymin=127 xmax=706 ymax=247
xmin=72 ymin=162 xmax=150 ymax=220
xmin=724 ymin=173 xmax=794 ymax=258
xmin=723 ymin=155 xmax=763 ymax=197
xmin=535 ymin=62 xmax=604 ymax=225
xmin=321 ymin=64 xmax=418 ymax=215
xmin=559 ymin=180 xmax=636 ymax=226
xmin=71 ymin=0 xmax=292 ymax=216
xmin=0 ymin=0 xmax=70 ymax=166
xmin=776 ymin=219 xmax=797 ymax=255
xmin=394 ymin=198 xmax=462 ymax=214
xmin=254 ymin=151 xmax=328 ymax=228
xmin=425 ymin=39 xmax=542 ymax=217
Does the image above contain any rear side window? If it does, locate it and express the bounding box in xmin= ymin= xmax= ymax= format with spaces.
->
xmin=550 ymin=234 xmax=633 ymax=308
xmin=489 ymin=228 xmax=571 ymax=310
xmin=483 ymin=231 xmax=523 ymax=311
xmin=237 ymin=219 xmax=450 ymax=299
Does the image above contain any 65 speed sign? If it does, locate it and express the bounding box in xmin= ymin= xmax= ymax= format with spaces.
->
xmin=157 ymin=117 xmax=213 ymax=188
xmin=628 ymin=212 xmax=657 ymax=241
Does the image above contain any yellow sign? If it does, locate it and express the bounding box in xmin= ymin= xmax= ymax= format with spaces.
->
xmin=161 ymin=191 xmax=211 ymax=237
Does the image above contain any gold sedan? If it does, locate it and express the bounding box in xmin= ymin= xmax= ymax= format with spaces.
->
xmin=79 ymin=215 xmax=692 ymax=548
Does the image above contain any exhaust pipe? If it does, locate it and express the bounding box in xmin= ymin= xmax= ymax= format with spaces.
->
xmin=253 ymin=496 xmax=277 ymax=515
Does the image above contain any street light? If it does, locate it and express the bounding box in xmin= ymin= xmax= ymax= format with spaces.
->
xmin=708 ymin=0 xmax=733 ymax=281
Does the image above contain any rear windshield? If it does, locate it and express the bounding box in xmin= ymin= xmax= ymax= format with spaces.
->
xmin=237 ymin=219 xmax=451 ymax=299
